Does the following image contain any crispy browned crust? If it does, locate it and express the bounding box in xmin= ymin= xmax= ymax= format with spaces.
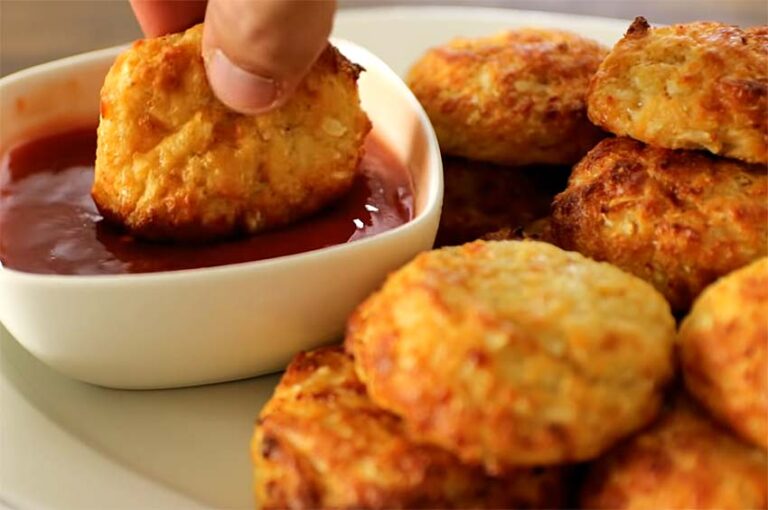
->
xmin=346 ymin=240 xmax=675 ymax=473
xmin=581 ymin=395 xmax=768 ymax=510
xmin=435 ymin=157 xmax=567 ymax=247
xmin=407 ymin=29 xmax=607 ymax=166
xmin=588 ymin=17 xmax=768 ymax=164
xmin=679 ymin=258 xmax=768 ymax=450
xmin=252 ymin=346 xmax=566 ymax=510
xmin=93 ymin=24 xmax=370 ymax=241
xmin=551 ymin=137 xmax=768 ymax=311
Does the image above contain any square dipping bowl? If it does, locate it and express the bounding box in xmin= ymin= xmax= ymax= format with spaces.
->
xmin=0 ymin=40 xmax=442 ymax=389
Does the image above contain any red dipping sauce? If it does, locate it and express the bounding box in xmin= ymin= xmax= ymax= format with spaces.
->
xmin=0 ymin=128 xmax=413 ymax=275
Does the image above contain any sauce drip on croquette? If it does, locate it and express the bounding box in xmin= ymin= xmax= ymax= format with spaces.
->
xmin=0 ymin=127 xmax=413 ymax=275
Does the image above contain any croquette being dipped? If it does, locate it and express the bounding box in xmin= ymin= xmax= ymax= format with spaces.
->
xmin=93 ymin=24 xmax=371 ymax=241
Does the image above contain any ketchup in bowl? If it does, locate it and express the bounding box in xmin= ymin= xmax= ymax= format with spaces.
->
xmin=0 ymin=127 xmax=413 ymax=275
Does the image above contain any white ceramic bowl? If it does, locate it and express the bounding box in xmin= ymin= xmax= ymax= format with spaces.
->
xmin=0 ymin=39 xmax=442 ymax=389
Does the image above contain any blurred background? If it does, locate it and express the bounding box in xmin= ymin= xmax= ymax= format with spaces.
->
xmin=2 ymin=0 xmax=766 ymax=77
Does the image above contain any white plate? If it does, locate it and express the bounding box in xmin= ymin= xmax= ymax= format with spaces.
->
xmin=0 ymin=6 xmax=629 ymax=509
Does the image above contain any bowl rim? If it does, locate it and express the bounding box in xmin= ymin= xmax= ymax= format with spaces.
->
xmin=0 ymin=38 xmax=443 ymax=285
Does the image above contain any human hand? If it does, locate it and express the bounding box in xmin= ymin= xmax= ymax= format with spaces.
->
xmin=130 ymin=0 xmax=337 ymax=114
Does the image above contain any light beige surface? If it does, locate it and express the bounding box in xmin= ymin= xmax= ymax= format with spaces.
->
xmin=2 ymin=0 xmax=766 ymax=77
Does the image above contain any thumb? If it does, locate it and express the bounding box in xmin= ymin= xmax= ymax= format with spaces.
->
xmin=202 ymin=0 xmax=336 ymax=115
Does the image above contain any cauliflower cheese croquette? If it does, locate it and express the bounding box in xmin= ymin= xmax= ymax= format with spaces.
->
xmin=94 ymin=24 xmax=371 ymax=241
xmin=588 ymin=17 xmax=768 ymax=164
xmin=435 ymin=156 xmax=569 ymax=247
xmin=552 ymin=137 xmax=768 ymax=311
xmin=679 ymin=258 xmax=768 ymax=450
xmin=582 ymin=396 xmax=768 ymax=510
xmin=407 ymin=29 xmax=607 ymax=166
xmin=252 ymin=346 xmax=565 ymax=510
xmin=347 ymin=240 xmax=676 ymax=473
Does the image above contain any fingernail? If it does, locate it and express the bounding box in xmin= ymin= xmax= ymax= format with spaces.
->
xmin=205 ymin=49 xmax=279 ymax=115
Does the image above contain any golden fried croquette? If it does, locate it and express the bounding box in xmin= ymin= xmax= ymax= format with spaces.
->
xmin=407 ymin=30 xmax=607 ymax=166
xmin=252 ymin=346 xmax=566 ymax=510
xmin=346 ymin=240 xmax=675 ymax=473
xmin=581 ymin=396 xmax=768 ymax=510
xmin=588 ymin=17 xmax=768 ymax=164
xmin=435 ymin=157 xmax=568 ymax=247
xmin=93 ymin=24 xmax=370 ymax=241
xmin=551 ymin=137 xmax=768 ymax=311
xmin=679 ymin=258 xmax=768 ymax=450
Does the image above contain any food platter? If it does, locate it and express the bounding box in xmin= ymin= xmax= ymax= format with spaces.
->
xmin=0 ymin=6 xmax=632 ymax=509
